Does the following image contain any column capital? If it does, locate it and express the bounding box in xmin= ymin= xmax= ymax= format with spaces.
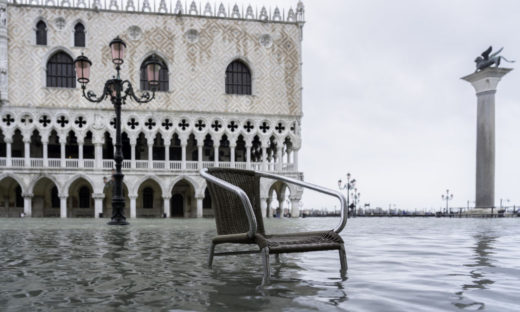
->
xmin=59 ymin=195 xmax=68 ymax=199
xmin=129 ymin=194 xmax=138 ymax=199
xmin=461 ymin=67 xmax=513 ymax=94
xmin=162 ymin=196 xmax=172 ymax=200
xmin=22 ymin=193 xmax=34 ymax=198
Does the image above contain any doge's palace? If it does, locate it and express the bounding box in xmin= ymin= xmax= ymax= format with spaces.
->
xmin=0 ymin=0 xmax=305 ymax=219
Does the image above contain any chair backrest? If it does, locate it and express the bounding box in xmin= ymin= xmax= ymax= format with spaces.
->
xmin=205 ymin=168 xmax=266 ymax=236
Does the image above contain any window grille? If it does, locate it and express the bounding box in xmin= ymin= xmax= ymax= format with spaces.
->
xmin=36 ymin=21 xmax=47 ymax=45
xmin=74 ymin=23 xmax=85 ymax=47
xmin=46 ymin=52 xmax=76 ymax=88
xmin=140 ymin=56 xmax=169 ymax=92
xmin=225 ymin=60 xmax=251 ymax=95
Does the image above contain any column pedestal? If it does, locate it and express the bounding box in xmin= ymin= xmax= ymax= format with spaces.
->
xmin=462 ymin=67 xmax=512 ymax=209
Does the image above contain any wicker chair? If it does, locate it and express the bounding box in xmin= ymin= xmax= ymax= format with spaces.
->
xmin=200 ymin=168 xmax=348 ymax=285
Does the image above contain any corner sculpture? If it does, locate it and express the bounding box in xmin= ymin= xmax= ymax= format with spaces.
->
xmin=474 ymin=46 xmax=515 ymax=72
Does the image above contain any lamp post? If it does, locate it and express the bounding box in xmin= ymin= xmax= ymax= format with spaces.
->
xmin=441 ymin=189 xmax=454 ymax=216
xmin=74 ymin=37 xmax=163 ymax=225
xmin=338 ymin=173 xmax=356 ymax=218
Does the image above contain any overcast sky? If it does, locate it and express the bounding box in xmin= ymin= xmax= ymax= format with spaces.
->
xmin=245 ymin=0 xmax=519 ymax=211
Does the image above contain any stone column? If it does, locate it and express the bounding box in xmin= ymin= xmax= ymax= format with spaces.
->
xmin=293 ymin=148 xmax=299 ymax=171
xmin=290 ymin=197 xmax=300 ymax=218
xmin=261 ymin=146 xmax=267 ymax=171
xmin=197 ymin=144 xmax=203 ymax=169
xmin=266 ymin=198 xmax=272 ymax=218
xmin=164 ymin=143 xmax=170 ymax=169
xmin=163 ymin=196 xmax=171 ymax=218
xmin=60 ymin=137 xmax=66 ymax=168
xmin=462 ymin=67 xmax=512 ymax=209
xmin=213 ymin=145 xmax=219 ymax=167
xmin=5 ymin=138 xmax=11 ymax=167
xmin=78 ymin=141 xmax=84 ymax=168
xmin=23 ymin=138 xmax=30 ymax=167
xmin=260 ymin=196 xmax=268 ymax=218
xmin=196 ymin=196 xmax=203 ymax=218
xmin=94 ymin=143 xmax=103 ymax=169
xmin=129 ymin=195 xmax=137 ymax=218
xmin=181 ymin=142 xmax=187 ymax=170
xmin=59 ymin=195 xmax=68 ymax=218
xmin=42 ymin=138 xmax=48 ymax=167
xmin=23 ymin=194 xmax=33 ymax=217
xmin=245 ymin=144 xmax=251 ymax=169
xmin=92 ymin=193 xmax=104 ymax=218
xmin=130 ymin=143 xmax=136 ymax=169
xmin=276 ymin=147 xmax=283 ymax=171
xmin=147 ymin=143 xmax=153 ymax=169
xmin=277 ymin=194 xmax=284 ymax=218
xmin=230 ymin=143 xmax=236 ymax=168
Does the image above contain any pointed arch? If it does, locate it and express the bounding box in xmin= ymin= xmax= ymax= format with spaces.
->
xmin=132 ymin=175 xmax=167 ymax=197
xmin=167 ymin=175 xmax=201 ymax=197
xmin=63 ymin=173 xmax=96 ymax=195
xmin=0 ymin=173 xmax=26 ymax=194
xmin=27 ymin=174 xmax=61 ymax=195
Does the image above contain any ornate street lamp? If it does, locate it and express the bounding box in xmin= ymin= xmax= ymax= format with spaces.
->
xmin=338 ymin=173 xmax=356 ymax=218
xmin=441 ymin=189 xmax=454 ymax=216
xmin=74 ymin=37 xmax=162 ymax=225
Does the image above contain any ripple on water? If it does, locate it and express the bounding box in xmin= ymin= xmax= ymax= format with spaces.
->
xmin=0 ymin=218 xmax=519 ymax=311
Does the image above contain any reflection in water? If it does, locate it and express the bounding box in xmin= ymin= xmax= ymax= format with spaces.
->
xmin=453 ymin=233 xmax=496 ymax=310
xmin=0 ymin=218 xmax=518 ymax=311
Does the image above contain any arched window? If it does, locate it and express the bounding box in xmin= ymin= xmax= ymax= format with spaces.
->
xmin=225 ymin=60 xmax=251 ymax=95
xmin=143 ymin=187 xmax=154 ymax=209
xmin=36 ymin=21 xmax=47 ymax=45
xmin=46 ymin=52 xmax=76 ymax=88
xmin=15 ymin=185 xmax=23 ymax=208
xmin=140 ymin=56 xmax=168 ymax=92
xmin=78 ymin=186 xmax=90 ymax=208
xmin=74 ymin=23 xmax=85 ymax=47
xmin=51 ymin=186 xmax=60 ymax=208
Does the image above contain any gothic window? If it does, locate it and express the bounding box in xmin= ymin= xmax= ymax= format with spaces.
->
xmin=78 ymin=186 xmax=90 ymax=208
xmin=140 ymin=56 xmax=169 ymax=92
xmin=225 ymin=60 xmax=251 ymax=95
xmin=74 ymin=23 xmax=85 ymax=47
xmin=46 ymin=52 xmax=76 ymax=88
xmin=143 ymin=187 xmax=154 ymax=209
xmin=36 ymin=21 xmax=47 ymax=45
xmin=15 ymin=185 xmax=23 ymax=208
xmin=51 ymin=186 xmax=60 ymax=208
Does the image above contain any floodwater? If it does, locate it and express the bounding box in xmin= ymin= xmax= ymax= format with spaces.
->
xmin=0 ymin=218 xmax=519 ymax=311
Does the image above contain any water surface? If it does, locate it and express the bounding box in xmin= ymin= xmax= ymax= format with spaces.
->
xmin=0 ymin=218 xmax=519 ymax=311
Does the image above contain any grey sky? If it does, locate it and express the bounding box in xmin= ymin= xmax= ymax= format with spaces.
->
xmin=245 ymin=0 xmax=519 ymax=211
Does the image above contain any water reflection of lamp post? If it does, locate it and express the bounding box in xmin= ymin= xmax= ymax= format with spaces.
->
xmin=74 ymin=37 xmax=163 ymax=225
xmin=442 ymin=189 xmax=454 ymax=216
xmin=338 ymin=173 xmax=356 ymax=218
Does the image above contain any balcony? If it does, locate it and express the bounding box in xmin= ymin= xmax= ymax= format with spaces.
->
xmin=0 ymin=157 xmax=297 ymax=172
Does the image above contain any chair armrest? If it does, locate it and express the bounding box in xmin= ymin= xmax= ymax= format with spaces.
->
xmin=200 ymin=168 xmax=258 ymax=239
xmin=257 ymin=171 xmax=348 ymax=234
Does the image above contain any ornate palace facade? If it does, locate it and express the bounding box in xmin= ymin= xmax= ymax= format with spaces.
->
xmin=0 ymin=0 xmax=305 ymax=218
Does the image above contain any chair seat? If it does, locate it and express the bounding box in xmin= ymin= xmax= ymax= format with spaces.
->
xmin=255 ymin=230 xmax=344 ymax=254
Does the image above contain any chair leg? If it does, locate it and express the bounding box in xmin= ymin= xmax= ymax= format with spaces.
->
xmin=339 ymin=244 xmax=347 ymax=277
xmin=261 ymin=247 xmax=271 ymax=286
xmin=208 ymin=242 xmax=216 ymax=268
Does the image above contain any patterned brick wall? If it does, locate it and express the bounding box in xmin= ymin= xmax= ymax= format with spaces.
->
xmin=6 ymin=4 xmax=303 ymax=117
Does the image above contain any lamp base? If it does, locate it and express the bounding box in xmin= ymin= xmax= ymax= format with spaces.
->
xmin=107 ymin=219 xmax=130 ymax=225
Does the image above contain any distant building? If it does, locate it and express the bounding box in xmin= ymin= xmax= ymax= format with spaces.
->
xmin=0 ymin=0 xmax=305 ymax=218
